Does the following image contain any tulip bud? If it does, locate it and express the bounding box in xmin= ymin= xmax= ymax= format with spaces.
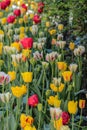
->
xmin=42 ymin=62 xmax=49 ymax=69
xmin=46 ymin=90 xmax=51 ymax=97
xmin=37 ymin=103 xmax=43 ymax=112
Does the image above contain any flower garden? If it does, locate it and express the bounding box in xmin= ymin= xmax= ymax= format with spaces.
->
xmin=0 ymin=0 xmax=87 ymax=130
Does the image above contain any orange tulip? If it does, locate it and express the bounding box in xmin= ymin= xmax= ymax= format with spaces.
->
xmin=79 ymin=100 xmax=86 ymax=109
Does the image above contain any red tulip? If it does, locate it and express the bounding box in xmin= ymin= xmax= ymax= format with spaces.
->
xmin=0 ymin=1 xmax=7 ymax=10
xmin=21 ymin=3 xmax=27 ymax=11
xmin=38 ymin=2 xmax=44 ymax=9
xmin=62 ymin=112 xmax=70 ymax=125
xmin=38 ymin=7 xmax=43 ymax=13
xmin=33 ymin=14 xmax=41 ymax=24
xmin=28 ymin=94 xmax=39 ymax=107
xmin=5 ymin=0 xmax=11 ymax=6
xmin=7 ymin=15 xmax=15 ymax=23
xmin=14 ymin=9 xmax=21 ymax=17
xmin=20 ymin=37 xmax=33 ymax=49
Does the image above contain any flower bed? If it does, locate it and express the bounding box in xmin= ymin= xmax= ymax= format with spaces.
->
xmin=0 ymin=0 xmax=87 ymax=130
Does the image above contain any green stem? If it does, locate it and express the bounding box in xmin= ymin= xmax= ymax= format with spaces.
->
xmin=26 ymin=83 xmax=29 ymax=115
xmin=51 ymin=62 xmax=54 ymax=80
xmin=62 ymin=49 xmax=64 ymax=61
xmin=6 ymin=103 xmax=9 ymax=130
xmin=73 ymin=72 xmax=76 ymax=93
xmin=38 ymin=112 xmax=41 ymax=130
xmin=72 ymin=114 xmax=74 ymax=130
xmin=16 ymin=98 xmax=20 ymax=123
xmin=79 ymin=108 xmax=82 ymax=128
xmin=42 ymin=69 xmax=45 ymax=103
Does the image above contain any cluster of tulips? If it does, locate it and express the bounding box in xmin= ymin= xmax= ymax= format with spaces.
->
xmin=0 ymin=0 xmax=86 ymax=130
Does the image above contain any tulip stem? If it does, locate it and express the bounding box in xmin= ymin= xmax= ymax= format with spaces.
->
xmin=6 ymin=103 xmax=9 ymax=130
xmin=26 ymin=83 xmax=29 ymax=115
xmin=38 ymin=112 xmax=41 ymax=130
xmin=79 ymin=108 xmax=82 ymax=129
xmin=72 ymin=114 xmax=74 ymax=130
xmin=42 ymin=69 xmax=45 ymax=103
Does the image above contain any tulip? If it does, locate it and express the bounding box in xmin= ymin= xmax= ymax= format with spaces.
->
xmin=74 ymin=45 xmax=85 ymax=56
xmin=0 ymin=72 xmax=10 ymax=85
xmin=7 ymin=15 xmax=15 ymax=24
xmin=33 ymin=51 xmax=43 ymax=61
xmin=20 ymin=37 xmax=33 ymax=49
xmin=28 ymin=94 xmax=39 ymax=107
xmin=33 ymin=14 xmax=41 ymax=24
xmin=79 ymin=99 xmax=86 ymax=109
xmin=61 ymin=112 xmax=70 ymax=125
xmin=68 ymin=100 xmax=78 ymax=114
xmin=24 ymin=125 xmax=36 ymax=130
xmin=62 ymin=71 xmax=72 ymax=82
xmin=56 ymin=41 xmax=66 ymax=49
xmin=58 ymin=24 xmax=64 ymax=31
xmin=20 ymin=114 xmax=34 ymax=128
xmin=11 ymin=85 xmax=27 ymax=98
xmin=0 ymin=92 xmax=11 ymax=103
xmin=14 ymin=9 xmax=21 ymax=17
xmin=8 ymin=71 xmax=16 ymax=82
xmin=50 ymin=107 xmax=62 ymax=120
xmin=21 ymin=72 xmax=33 ymax=83
xmin=11 ymin=42 xmax=21 ymax=52
xmin=69 ymin=63 xmax=78 ymax=72
xmin=57 ymin=62 xmax=67 ymax=71
xmin=69 ymin=42 xmax=75 ymax=50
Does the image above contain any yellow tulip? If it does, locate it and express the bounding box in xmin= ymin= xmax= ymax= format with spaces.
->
xmin=47 ymin=96 xmax=55 ymax=106
xmin=0 ymin=30 xmax=4 ymax=35
xmin=54 ymin=99 xmax=61 ymax=108
xmin=11 ymin=85 xmax=27 ymax=98
xmin=20 ymin=27 xmax=25 ymax=33
xmin=46 ymin=22 xmax=50 ymax=27
xmin=62 ymin=71 xmax=72 ymax=82
xmin=29 ymin=13 xmax=34 ymax=19
xmin=68 ymin=100 xmax=78 ymax=114
xmin=49 ymin=29 xmax=56 ymax=35
xmin=11 ymin=42 xmax=21 ymax=52
xmin=8 ymin=71 xmax=16 ymax=81
xmin=50 ymin=83 xmax=58 ymax=92
xmin=20 ymin=114 xmax=34 ymax=128
xmin=19 ymin=18 xmax=24 ymax=24
xmin=1 ymin=18 xmax=7 ymax=25
xmin=24 ymin=126 xmax=36 ymax=130
xmin=48 ymin=95 xmax=61 ymax=108
xmin=21 ymin=72 xmax=33 ymax=83
xmin=57 ymin=62 xmax=67 ymax=71
xmin=54 ymin=117 xmax=63 ymax=130
xmin=19 ymin=33 xmax=25 ymax=39
xmin=58 ymin=24 xmax=64 ymax=31
xmin=59 ymin=83 xmax=64 ymax=92
xmin=69 ymin=42 xmax=75 ymax=50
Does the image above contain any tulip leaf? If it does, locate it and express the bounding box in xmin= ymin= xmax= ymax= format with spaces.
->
xmin=8 ymin=114 xmax=17 ymax=130
xmin=82 ymin=127 xmax=87 ymax=130
xmin=75 ymin=72 xmax=82 ymax=92
xmin=64 ymin=100 xmax=68 ymax=111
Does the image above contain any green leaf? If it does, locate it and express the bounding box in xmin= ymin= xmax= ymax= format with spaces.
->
xmin=8 ymin=114 xmax=17 ymax=130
